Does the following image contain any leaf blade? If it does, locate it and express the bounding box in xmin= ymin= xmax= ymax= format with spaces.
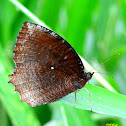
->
xmin=60 ymin=84 xmax=126 ymax=119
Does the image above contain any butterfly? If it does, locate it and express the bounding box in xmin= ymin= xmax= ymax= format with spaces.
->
xmin=8 ymin=22 xmax=93 ymax=107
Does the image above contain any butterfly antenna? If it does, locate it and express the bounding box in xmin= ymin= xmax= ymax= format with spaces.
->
xmin=90 ymin=54 xmax=120 ymax=72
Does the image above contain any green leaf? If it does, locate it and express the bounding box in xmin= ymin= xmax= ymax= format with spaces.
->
xmin=60 ymin=84 xmax=126 ymax=119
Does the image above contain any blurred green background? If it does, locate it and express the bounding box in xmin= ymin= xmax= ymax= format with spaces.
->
xmin=0 ymin=0 xmax=126 ymax=126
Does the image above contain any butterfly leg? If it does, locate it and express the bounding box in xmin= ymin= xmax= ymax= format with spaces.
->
xmin=83 ymin=87 xmax=92 ymax=111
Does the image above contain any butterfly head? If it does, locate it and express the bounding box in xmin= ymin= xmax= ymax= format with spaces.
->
xmin=85 ymin=72 xmax=94 ymax=81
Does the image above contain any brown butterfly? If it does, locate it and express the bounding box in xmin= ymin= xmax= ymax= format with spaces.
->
xmin=8 ymin=22 xmax=93 ymax=107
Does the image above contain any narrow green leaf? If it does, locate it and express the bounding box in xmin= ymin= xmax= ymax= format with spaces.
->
xmin=60 ymin=84 xmax=126 ymax=119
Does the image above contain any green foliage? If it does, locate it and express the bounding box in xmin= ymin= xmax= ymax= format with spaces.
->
xmin=0 ymin=0 xmax=126 ymax=125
